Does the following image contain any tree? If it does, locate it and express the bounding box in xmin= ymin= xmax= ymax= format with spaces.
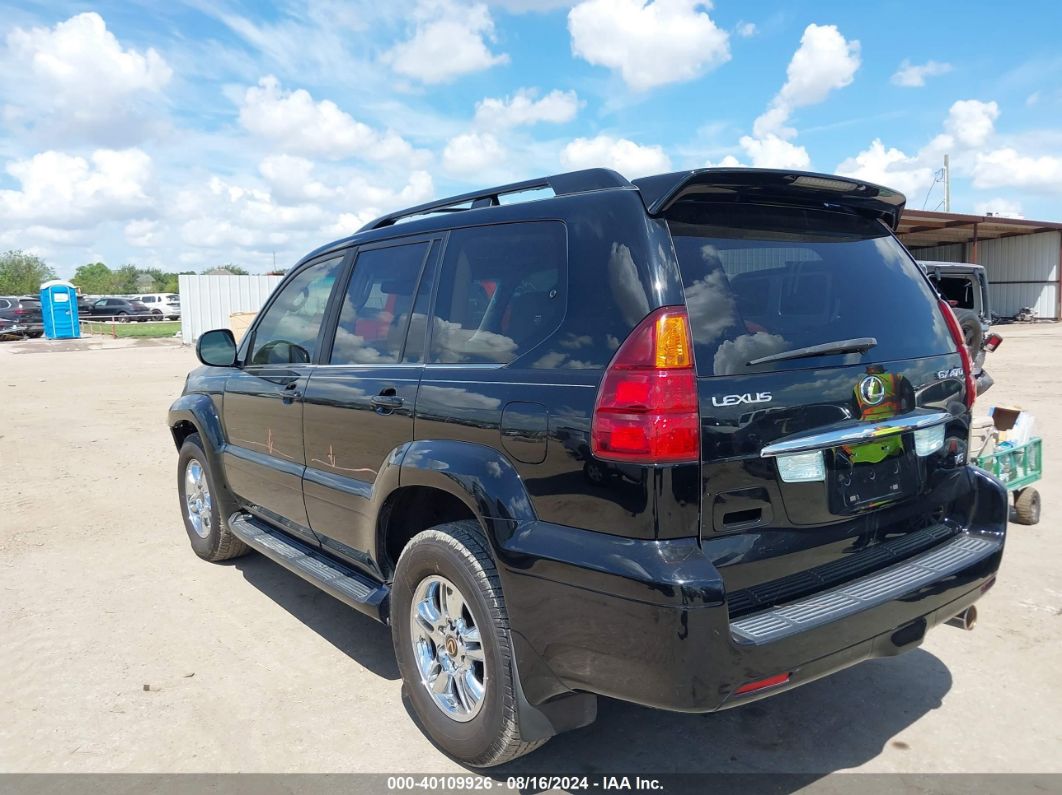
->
xmin=0 ymin=250 xmax=55 ymax=295
xmin=111 ymin=264 xmax=141 ymax=294
xmin=201 ymin=264 xmax=249 ymax=276
xmin=72 ymin=262 xmax=115 ymax=294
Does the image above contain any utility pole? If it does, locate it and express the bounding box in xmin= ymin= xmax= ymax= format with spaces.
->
xmin=943 ymin=154 xmax=951 ymax=213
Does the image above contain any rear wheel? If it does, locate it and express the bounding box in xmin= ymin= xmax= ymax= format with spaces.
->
xmin=177 ymin=433 xmax=249 ymax=561
xmin=1014 ymin=488 xmax=1041 ymax=525
xmin=391 ymin=521 xmax=547 ymax=767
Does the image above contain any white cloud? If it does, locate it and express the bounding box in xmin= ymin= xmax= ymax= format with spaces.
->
xmin=891 ymin=59 xmax=953 ymax=88
xmin=1 ymin=12 xmax=172 ymax=145
xmin=442 ymin=132 xmax=507 ymax=175
xmin=238 ymin=77 xmax=418 ymax=162
xmin=561 ymin=135 xmax=671 ymax=176
xmin=722 ymin=23 xmax=858 ymax=171
xmin=944 ymin=99 xmax=999 ymax=148
xmin=973 ymin=148 xmax=1062 ymax=192
xmin=836 ymin=139 xmax=935 ymax=196
xmin=0 ymin=148 xmax=153 ymax=228
xmin=753 ymin=24 xmax=861 ymax=139
xmin=384 ymin=0 xmax=508 ymax=84
xmin=737 ymin=134 xmax=810 ymax=169
xmin=567 ymin=0 xmax=730 ymax=91
xmin=124 ymin=219 xmax=159 ymax=247
xmin=836 ymin=99 xmax=1036 ymax=203
xmin=475 ymin=88 xmax=581 ymax=128
xmin=973 ymin=198 xmax=1025 ymax=218
xmin=735 ymin=21 xmax=758 ymax=38
xmin=173 ymin=168 xmax=434 ymax=252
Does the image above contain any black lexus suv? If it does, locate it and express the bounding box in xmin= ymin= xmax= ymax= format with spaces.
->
xmin=169 ymin=168 xmax=1007 ymax=766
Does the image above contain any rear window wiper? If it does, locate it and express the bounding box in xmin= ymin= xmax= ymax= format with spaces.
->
xmin=747 ymin=337 xmax=877 ymax=367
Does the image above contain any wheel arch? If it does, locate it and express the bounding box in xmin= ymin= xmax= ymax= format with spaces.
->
xmin=374 ymin=439 xmax=537 ymax=579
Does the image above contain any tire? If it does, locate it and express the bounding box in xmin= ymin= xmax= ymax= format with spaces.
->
xmin=954 ymin=309 xmax=984 ymax=357
xmin=1014 ymin=488 xmax=1041 ymax=525
xmin=391 ymin=521 xmax=547 ymax=767
xmin=117 ymin=312 xmax=129 ymax=323
xmin=177 ymin=433 xmax=249 ymax=561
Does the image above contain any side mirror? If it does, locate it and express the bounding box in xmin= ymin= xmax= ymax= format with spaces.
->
xmin=196 ymin=328 xmax=238 ymax=367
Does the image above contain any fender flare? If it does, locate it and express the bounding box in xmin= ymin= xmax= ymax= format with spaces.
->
xmin=168 ymin=393 xmax=226 ymax=454
xmin=168 ymin=393 xmax=240 ymax=518
xmin=374 ymin=438 xmax=537 ymax=553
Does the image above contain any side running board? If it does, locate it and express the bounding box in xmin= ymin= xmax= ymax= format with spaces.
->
xmin=229 ymin=513 xmax=390 ymax=623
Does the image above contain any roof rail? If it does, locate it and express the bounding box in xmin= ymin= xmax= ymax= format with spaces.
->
xmin=358 ymin=168 xmax=633 ymax=232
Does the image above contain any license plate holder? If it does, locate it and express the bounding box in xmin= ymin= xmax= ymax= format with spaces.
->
xmin=828 ymin=443 xmax=919 ymax=512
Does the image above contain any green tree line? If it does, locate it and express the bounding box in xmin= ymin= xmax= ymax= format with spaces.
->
xmin=0 ymin=250 xmax=258 ymax=296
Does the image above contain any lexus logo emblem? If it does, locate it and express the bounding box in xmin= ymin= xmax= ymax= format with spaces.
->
xmin=860 ymin=375 xmax=886 ymax=405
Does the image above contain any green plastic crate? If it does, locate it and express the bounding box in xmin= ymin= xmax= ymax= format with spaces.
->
xmin=975 ymin=437 xmax=1042 ymax=491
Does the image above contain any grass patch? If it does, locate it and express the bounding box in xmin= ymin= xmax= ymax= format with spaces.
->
xmin=83 ymin=320 xmax=181 ymax=338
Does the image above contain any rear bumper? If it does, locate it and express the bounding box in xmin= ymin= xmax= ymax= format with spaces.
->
xmin=497 ymin=467 xmax=1007 ymax=712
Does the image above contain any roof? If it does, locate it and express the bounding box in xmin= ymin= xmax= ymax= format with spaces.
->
xmin=898 ymin=209 xmax=1062 ymax=249
xmin=358 ymin=166 xmax=909 ymax=234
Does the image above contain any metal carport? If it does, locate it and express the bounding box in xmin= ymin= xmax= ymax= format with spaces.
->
xmin=897 ymin=210 xmax=1062 ymax=320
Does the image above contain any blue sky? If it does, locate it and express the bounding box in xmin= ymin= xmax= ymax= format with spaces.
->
xmin=1 ymin=0 xmax=1061 ymax=277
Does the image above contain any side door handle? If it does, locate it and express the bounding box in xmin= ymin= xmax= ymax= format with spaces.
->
xmin=281 ymin=381 xmax=302 ymax=402
xmin=371 ymin=389 xmax=404 ymax=411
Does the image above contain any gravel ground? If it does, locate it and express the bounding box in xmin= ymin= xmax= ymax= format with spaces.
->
xmin=1 ymin=326 xmax=1059 ymax=777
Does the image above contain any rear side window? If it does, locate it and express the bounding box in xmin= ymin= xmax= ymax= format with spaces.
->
xmin=330 ymin=241 xmax=429 ymax=365
xmin=430 ymin=222 xmax=567 ymax=364
xmin=668 ymin=203 xmax=954 ymax=376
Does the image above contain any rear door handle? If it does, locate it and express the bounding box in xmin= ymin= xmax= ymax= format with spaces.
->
xmin=371 ymin=395 xmax=404 ymax=409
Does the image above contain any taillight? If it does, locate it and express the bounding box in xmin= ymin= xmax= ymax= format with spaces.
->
xmin=938 ymin=299 xmax=976 ymax=410
xmin=985 ymin=333 xmax=1003 ymax=352
xmin=13 ymin=307 xmax=26 ymax=316
xmin=590 ymin=307 xmax=699 ymax=464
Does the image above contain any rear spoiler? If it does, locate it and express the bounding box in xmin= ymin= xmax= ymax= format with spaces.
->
xmin=632 ymin=168 xmax=907 ymax=230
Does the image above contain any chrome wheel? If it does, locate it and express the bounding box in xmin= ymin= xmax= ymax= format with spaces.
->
xmin=410 ymin=575 xmax=487 ymax=722
xmin=183 ymin=459 xmax=212 ymax=539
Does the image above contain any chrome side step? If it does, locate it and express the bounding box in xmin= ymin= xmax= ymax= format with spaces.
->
xmin=229 ymin=513 xmax=389 ymax=623
xmin=731 ymin=534 xmax=1001 ymax=645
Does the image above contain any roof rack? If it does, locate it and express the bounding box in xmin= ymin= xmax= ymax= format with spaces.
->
xmin=358 ymin=168 xmax=633 ymax=231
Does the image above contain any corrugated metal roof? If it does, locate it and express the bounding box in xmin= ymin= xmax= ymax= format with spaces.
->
xmin=897 ymin=209 xmax=1062 ymax=249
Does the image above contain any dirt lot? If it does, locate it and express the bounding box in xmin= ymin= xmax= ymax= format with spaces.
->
xmin=1 ymin=327 xmax=1060 ymax=777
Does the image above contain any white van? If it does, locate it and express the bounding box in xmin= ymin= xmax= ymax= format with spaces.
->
xmin=136 ymin=293 xmax=181 ymax=319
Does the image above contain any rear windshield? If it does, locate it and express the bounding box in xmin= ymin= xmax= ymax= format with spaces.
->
xmin=668 ymin=203 xmax=954 ymax=376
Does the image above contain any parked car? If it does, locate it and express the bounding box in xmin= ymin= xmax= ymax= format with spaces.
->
xmin=88 ymin=297 xmax=152 ymax=321
xmin=919 ymin=261 xmax=997 ymax=396
xmin=169 ymin=168 xmax=1007 ymax=766
xmin=0 ymin=296 xmax=43 ymax=337
xmin=0 ymin=316 xmax=29 ymax=340
xmin=136 ymin=293 xmax=181 ymax=319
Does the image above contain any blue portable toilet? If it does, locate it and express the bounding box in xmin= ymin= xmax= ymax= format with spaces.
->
xmin=40 ymin=280 xmax=81 ymax=339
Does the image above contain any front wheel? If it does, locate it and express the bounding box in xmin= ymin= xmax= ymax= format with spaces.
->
xmin=177 ymin=433 xmax=248 ymax=561
xmin=391 ymin=521 xmax=547 ymax=767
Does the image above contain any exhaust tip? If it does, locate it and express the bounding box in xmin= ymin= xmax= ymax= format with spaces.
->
xmin=946 ymin=605 xmax=977 ymax=631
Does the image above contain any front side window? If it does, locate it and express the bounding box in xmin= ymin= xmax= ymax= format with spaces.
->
xmin=249 ymin=256 xmax=343 ymax=365
xmin=430 ymin=222 xmax=567 ymax=364
xmin=330 ymin=242 xmax=428 ymax=365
